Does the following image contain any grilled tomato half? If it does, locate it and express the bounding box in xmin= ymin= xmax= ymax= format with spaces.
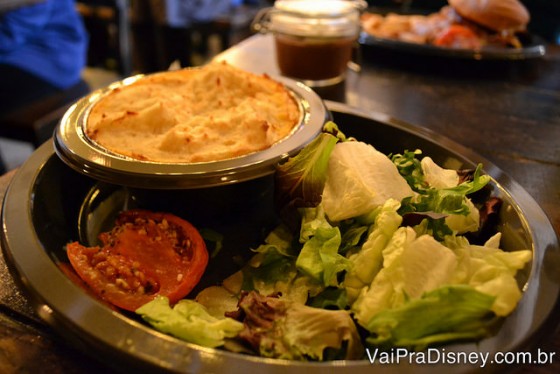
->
xmin=66 ymin=209 xmax=208 ymax=311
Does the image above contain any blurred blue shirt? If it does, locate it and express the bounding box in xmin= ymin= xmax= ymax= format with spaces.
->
xmin=0 ymin=0 xmax=88 ymax=89
xmin=161 ymin=0 xmax=236 ymax=27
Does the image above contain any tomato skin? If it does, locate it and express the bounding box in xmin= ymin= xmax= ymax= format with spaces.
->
xmin=434 ymin=24 xmax=482 ymax=49
xmin=66 ymin=209 xmax=208 ymax=311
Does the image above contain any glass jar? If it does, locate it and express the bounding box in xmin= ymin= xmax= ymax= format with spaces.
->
xmin=253 ymin=0 xmax=366 ymax=87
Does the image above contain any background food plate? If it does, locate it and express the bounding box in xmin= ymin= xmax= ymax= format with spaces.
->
xmin=359 ymin=31 xmax=547 ymax=60
xmin=2 ymin=102 xmax=559 ymax=373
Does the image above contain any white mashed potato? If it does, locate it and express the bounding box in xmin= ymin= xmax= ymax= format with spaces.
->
xmin=86 ymin=62 xmax=301 ymax=163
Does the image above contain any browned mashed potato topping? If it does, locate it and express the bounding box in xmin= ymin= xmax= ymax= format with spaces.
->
xmin=86 ymin=62 xmax=301 ymax=163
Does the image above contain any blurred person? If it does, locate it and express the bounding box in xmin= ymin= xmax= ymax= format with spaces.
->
xmin=130 ymin=0 xmax=238 ymax=71
xmin=161 ymin=0 xmax=236 ymax=27
xmin=0 ymin=0 xmax=89 ymax=115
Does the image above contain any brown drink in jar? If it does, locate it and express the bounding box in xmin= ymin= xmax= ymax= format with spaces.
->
xmin=275 ymin=34 xmax=355 ymax=83
xmin=255 ymin=0 xmax=366 ymax=87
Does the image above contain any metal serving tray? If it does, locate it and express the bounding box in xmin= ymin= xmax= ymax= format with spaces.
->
xmin=2 ymin=101 xmax=559 ymax=373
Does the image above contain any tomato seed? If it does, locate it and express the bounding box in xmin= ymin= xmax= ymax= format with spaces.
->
xmin=115 ymin=278 xmax=130 ymax=290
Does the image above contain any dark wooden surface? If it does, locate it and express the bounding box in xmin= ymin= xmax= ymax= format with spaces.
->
xmin=0 ymin=33 xmax=559 ymax=372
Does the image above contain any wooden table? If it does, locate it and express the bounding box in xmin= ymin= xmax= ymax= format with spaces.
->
xmin=1 ymin=33 xmax=559 ymax=372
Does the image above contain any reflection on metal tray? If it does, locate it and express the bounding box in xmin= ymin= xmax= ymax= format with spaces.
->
xmin=1 ymin=102 xmax=559 ymax=373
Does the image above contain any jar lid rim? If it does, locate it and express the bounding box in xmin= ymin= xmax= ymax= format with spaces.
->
xmin=274 ymin=0 xmax=366 ymax=17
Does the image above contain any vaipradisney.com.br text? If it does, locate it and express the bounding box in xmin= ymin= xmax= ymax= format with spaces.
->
xmin=366 ymin=348 xmax=556 ymax=368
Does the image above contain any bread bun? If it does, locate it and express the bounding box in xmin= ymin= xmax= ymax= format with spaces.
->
xmin=448 ymin=0 xmax=530 ymax=32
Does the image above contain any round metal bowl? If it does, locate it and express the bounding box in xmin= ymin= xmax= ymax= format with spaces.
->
xmin=54 ymin=73 xmax=329 ymax=189
xmin=2 ymin=102 xmax=559 ymax=373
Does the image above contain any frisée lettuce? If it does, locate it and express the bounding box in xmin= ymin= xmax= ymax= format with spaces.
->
xmin=230 ymin=291 xmax=363 ymax=360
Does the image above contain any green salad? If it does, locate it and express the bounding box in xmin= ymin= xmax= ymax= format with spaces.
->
xmin=136 ymin=122 xmax=532 ymax=361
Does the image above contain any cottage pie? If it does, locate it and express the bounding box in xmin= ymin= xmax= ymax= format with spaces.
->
xmin=86 ymin=62 xmax=301 ymax=163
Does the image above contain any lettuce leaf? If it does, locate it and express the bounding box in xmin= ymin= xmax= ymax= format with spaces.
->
xmin=296 ymin=222 xmax=349 ymax=287
xmin=391 ymin=149 xmax=427 ymax=192
xmin=410 ymin=163 xmax=489 ymax=214
xmin=344 ymin=199 xmax=402 ymax=303
xmin=351 ymin=226 xmax=531 ymax=337
xmin=351 ymin=228 xmax=457 ymax=326
xmin=365 ymin=285 xmax=496 ymax=350
xmin=275 ymin=132 xmax=338 ymax=230
xmin=136 ymin=296 xmax=243 ymax=348
xmin=322 ymin=141 xmax=414 ymax=222
xmin=338 ymin=223 xmax=369 ymax=255
xmin=393 ymin=150 xmax=490 ymax=237
xmin=420 ymin=156 xmax=460 ymax=189
xmin=398 ymin=164 xmax=490 ymax=237
xmin=235 ymin=224 xmax=323 ymax=304
xmin=444 ymin=233 xmax=532 ymax=316
xmin=299 ymin=204 xmax=333 ymax=243
xmin=308 ymin=287 xmax=349 ymax=310
xmin=243 ymin=245 xmax=298 ymax=294
xmin=391 ymin=152 xmax=461 ymax=192
xmin=242 ymin=228 xmax=309 ymax=303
